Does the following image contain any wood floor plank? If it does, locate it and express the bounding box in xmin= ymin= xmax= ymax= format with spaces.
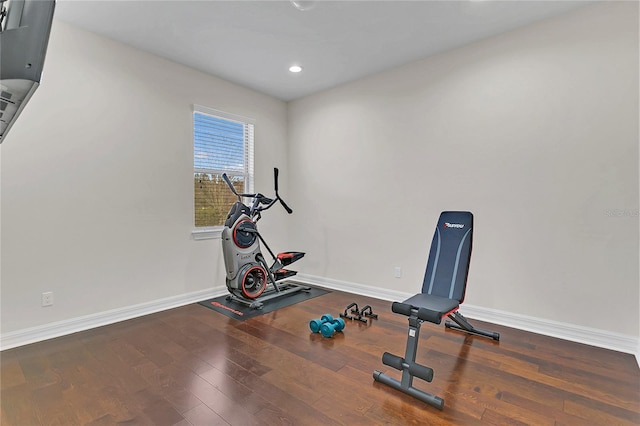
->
xmin=311 ymin=394 xmax=388 ymax=426
xmin=563 ymin=394 xmax=640 ymax=425
xmin=197 ymin=366 xmax=271 ymax=415
xmin=1 ymin=288 xmax=639 ymax=425
xmin=182 ymin=403 xmax=230 ymax=426
xmin=497 ymin=391 xmax=589 ymax=426
xmin=132 ymin=358 xmax=202 ymax=414
xmin=219 ymin=356 xmax=340 ymax=425
xmin=0 ymin=383 xmax=41 ymax=425
xmin=31 ymin=382 xmax=82 ymax=426
xmin=174 ymin=367 xmax=264 ymax=425
xmin=480 ymin=408 xmax=530 ymax=426
xmin=133 ymin=388 xmax=185 ymax=426
xmin=0 ymin=358 xmax=26 ymax=388
xmin=427 ymin=335 xmax=640 ymax=413
xmin=88 ymin=385 xmax=149 ymax=424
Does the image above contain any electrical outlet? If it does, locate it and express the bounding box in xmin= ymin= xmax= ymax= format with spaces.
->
xmin=42 ymin=291 xmax=54 ymax=307
xmin=394 ymin=266 xmax=402 ymax=278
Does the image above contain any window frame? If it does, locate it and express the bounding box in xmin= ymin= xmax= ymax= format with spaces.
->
xmin=191 ymin=105 xmax=255 ymax=240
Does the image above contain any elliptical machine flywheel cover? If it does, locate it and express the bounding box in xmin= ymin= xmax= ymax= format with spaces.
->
xmin=233 ymin=219 xmax=257 ymax=248
xmin=237 ymin=263 xmax=268 ymax=299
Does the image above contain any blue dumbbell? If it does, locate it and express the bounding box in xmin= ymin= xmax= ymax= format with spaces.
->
xmin=309 ymin=314 xmax=334 ymax=333
xmin=320 ymin=317 xmax=346 ymax=338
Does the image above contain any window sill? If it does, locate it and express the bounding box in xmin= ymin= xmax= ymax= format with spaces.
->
xmin=192 ymin=227 xmax=223 ymax=240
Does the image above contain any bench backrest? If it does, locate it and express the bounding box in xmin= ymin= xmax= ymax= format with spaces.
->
xmin=421 ymin=211 xmax=473 ymax=303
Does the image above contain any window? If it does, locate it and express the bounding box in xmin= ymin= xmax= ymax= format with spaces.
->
xmin=193 ymin=105 xmax=254 ymax=238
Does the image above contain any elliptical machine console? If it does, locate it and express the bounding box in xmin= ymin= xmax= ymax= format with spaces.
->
xmin=221 ymin=168 xmax=308 ymax=309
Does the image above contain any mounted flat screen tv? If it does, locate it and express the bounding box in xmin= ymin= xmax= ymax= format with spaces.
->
xmin=0 ymin=0 xmax=55 ymax=143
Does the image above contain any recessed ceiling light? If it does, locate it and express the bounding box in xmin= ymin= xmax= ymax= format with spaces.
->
xmin=289 ymin=65 xmax=303 ymax=73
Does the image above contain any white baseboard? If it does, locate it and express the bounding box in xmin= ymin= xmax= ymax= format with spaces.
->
xmin=294 ymin=274 xmax=413 ymax=302
xmin=457 ymin=303 xmax=638 ymax=355
xmin=3 ymin=276 xmax=639 ymax=365
xmin=0 ymin=286 xmax=227 ymax=351
xmin=297 ymin=273 xmax=640 ymax=357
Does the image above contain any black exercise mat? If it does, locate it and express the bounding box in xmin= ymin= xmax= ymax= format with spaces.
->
xmin=198 ymin=283 xmax=330 ymax=321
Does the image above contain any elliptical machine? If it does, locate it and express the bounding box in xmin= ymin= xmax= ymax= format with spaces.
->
xmin=221 ymin=168 xmax=308 ymax=309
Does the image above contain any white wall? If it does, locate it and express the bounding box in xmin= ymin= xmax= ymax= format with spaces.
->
xmin=288 ymin=2 xmax=639 ymax=337
xmin=0 ymin=21 xmax=289 ymax=334
xmin=1 ymin=3 xmax=638 ymax=356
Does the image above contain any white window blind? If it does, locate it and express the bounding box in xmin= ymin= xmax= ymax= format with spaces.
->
xmin=193 ymin=106 xmax=254 ymax=229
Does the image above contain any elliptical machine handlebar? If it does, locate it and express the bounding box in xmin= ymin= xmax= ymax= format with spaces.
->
xmin=221 ymin=168 xmax=293 ymax=215
xmin=273 ymin=168 xmax=293 ymax=214
xmin=221 ymin=172 xmax=242 ymax=201
xmin=221 ymin=172 xmax=265 ymax=202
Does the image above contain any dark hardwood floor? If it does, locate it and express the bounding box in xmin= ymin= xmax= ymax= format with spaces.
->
xmin=1 ymin=289 xmax=639 ymax=425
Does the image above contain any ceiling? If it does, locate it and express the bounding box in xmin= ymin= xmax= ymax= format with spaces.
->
xmin=53 ymin=0 xmax=592 ymax=101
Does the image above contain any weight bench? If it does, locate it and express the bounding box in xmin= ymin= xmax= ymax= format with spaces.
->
xmin=373 ymin=211 xmax=499 ymax=410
